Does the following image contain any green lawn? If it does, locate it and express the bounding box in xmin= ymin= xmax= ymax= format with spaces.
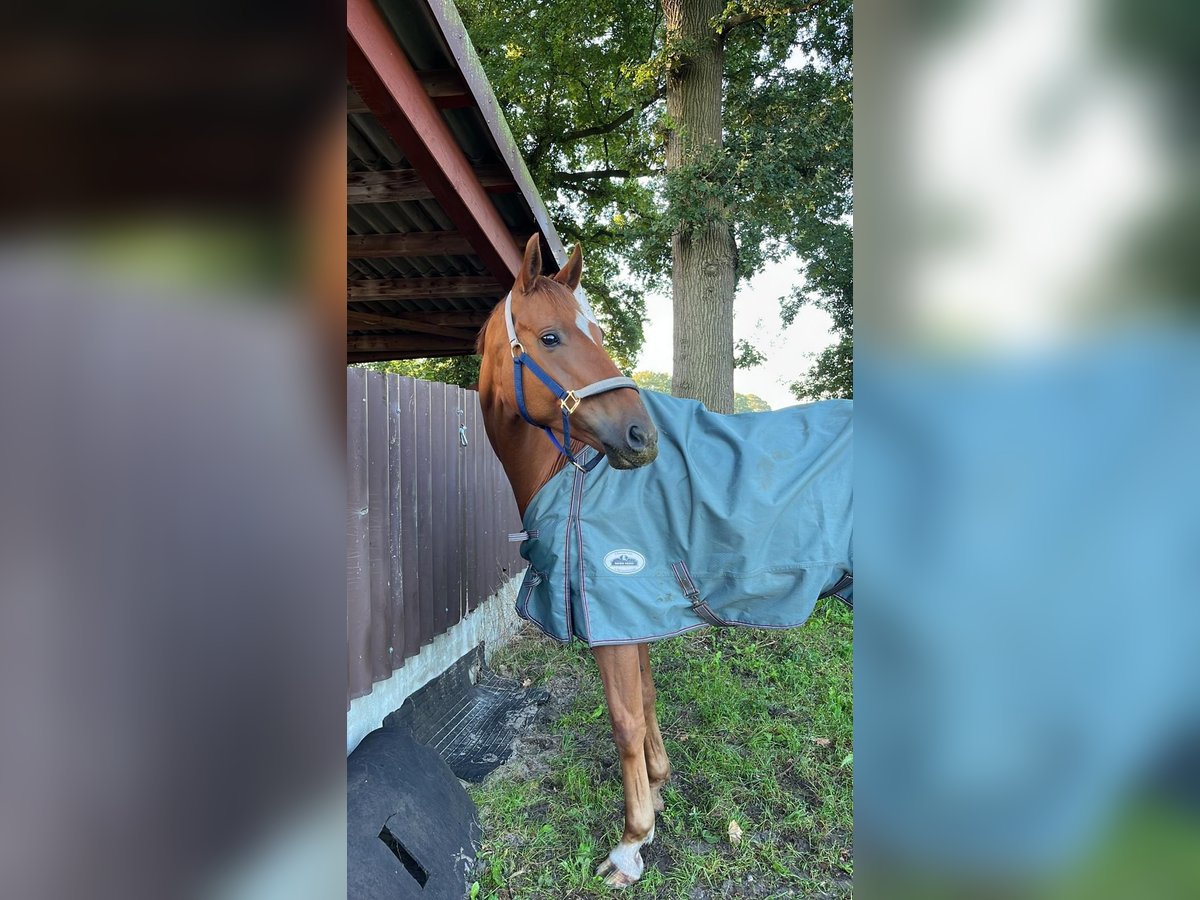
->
xmin=468 ymin=600 xmax=853 ymax=899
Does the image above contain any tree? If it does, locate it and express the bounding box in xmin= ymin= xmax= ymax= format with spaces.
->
xmin=632 ymin=370 xmax=771 ymax=412
xmin=632 ymin=370 xmax=674 ymax=395
xmin=734 ymin=391 xmax=772 ymax=413
xmin=661 ymin=0 xmax=737 ymax=411
xmin=458 ymin=0 xmax=852 ymax=409
xmin=358 ymin=356 xmax=480 ymax=388
xmin=782 ymin=204 xmax=852 ymax=400
xmin=788 ymin=333 xmax=852 ymax=400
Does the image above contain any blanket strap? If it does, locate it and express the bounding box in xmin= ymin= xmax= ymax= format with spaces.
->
xmin=671 ymin=561 xmax=731 ymax=628
xmin=818 ymin=572 xmax=854 ymax=610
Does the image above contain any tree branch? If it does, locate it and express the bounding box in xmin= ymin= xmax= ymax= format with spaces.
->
xmin=548 ymin=169 xmax=631 ymax=183
xmin=557 ymin=85 xmax=666 ymax=145
xmin=718 ymin=1 xmax=823 ymax=36
xmin=558 ymin=221 xmax=617 ymax=243
xmin=525 ymin=91 xmax=557 ymax=169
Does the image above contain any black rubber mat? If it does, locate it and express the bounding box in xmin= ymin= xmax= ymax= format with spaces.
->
xmin=347 ymin=725 xmax=478 ymax=900
xmin=429 ymin=671 xmax=549 ymax=781
xmin=385 ymin=648 xmax=550 ymax=782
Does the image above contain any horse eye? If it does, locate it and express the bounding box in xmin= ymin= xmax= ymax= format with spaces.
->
xmin=540 ymin=333 xmax=560 ymax=347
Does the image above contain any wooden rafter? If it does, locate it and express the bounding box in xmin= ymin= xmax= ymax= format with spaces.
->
xmin=347 ymin=276 xmax=501 ymax=301
xmin=347 ymin=70 xmax=471 ymax=113
xmin=347 ymin=229 xmax=534 ymax=258
xmin=348 ymin=307 xmax=491 ymax=328
xmin=349 ymin=348 xmax=477 ymax=363
xmin=407 ymin=310 xmax=493 ymax=327
xmin=348 ymin=334 xmax=474 ymax=355
xmin=347 ymin=166 xmax=515 ymax=205
xmin=347 ymin=308 xmax=481 ymax=341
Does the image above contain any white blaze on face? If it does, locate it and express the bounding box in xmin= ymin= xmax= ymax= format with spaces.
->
xmin=574 ymin=288 xmax=600 ymax=344
xmin=575 ymin=311 xmax=596 ymax=343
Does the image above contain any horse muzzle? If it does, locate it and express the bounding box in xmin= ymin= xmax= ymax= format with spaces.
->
xmin=604 ymin=421 xmax=659 ymax=469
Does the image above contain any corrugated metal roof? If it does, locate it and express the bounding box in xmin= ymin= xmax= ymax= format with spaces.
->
xmin=347 ymin=0 xmax=563 ymax=361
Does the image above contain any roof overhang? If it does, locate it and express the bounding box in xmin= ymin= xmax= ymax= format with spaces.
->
xmin=346 ymin=0 xmax=565 ymax=363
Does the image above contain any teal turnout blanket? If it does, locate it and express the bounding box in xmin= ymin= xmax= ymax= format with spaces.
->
xmin=513 ymin=390 xmax=853 ymax=646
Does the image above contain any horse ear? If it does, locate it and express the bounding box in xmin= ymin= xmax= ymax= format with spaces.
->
xmin=552 ymin=244 xmax=583 ymax=291
xmin=516 ymin=234 xmax=542 ymax=293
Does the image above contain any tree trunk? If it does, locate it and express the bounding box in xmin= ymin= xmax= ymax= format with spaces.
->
xmin=662 ymin=0 xmax=736 ymax=414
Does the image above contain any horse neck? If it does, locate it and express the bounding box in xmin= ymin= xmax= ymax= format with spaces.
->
xmin=479 ymin=391 xmax=573 ymax=519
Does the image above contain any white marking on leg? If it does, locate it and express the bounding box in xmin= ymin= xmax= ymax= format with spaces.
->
xmin=606 ymin=840 xmax=644 ymax=881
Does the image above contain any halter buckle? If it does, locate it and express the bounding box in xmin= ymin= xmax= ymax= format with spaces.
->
xmin=560 ymin=391 xmax=581 ymax=415
xmin=510 ymin=341 xmax=525 ymax=359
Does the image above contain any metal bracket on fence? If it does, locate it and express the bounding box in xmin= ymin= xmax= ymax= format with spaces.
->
xmin=456 ymin=408 xmax=468 ymax=446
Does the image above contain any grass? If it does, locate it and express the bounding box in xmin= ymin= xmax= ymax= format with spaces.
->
xmin=467 ymin=600 xmax=853 ymax=900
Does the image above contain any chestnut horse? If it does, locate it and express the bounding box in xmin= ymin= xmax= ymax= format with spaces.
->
xmin=478 ymin=236 xmax=665 ymax=886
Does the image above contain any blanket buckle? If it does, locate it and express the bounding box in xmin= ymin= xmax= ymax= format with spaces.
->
xmin=671 ymin=561 xmax=730 ymax=628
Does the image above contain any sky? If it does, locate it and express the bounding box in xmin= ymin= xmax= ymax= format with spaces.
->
xmin=633 ymin=255 xmax=836 ymax=410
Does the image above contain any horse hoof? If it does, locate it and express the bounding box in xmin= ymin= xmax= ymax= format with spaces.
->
xmin=596 ymin=859 xmax=638 ymax=888
xmin=596 ymin=850 xmax=643 ymax=888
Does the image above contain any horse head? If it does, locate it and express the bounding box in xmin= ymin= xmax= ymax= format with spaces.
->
xmin=480 ymin=235 xmax=658 ymax=470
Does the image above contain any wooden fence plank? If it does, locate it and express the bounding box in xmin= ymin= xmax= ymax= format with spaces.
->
xmin=398 ymin=376 xmax=421 ymax=662
xmin=447 ymin=385 xmax=460 ymax=625
xmin=386 ymin=374 xmax=405 ymax=669
xmin=453 ymin=386 xmax=468 ymax=628
xmin=414 ymin=379 xmax=435 ymax=649
xmin=443 ymin=385 xmax=461 ymax=631
xmin=428 ymin=380 xmax=448 ymax=641
xmin=346 ymin=368 xmax=372 ymax=700
xmin=479 ymin=434 xmax=491 ymax=601
xmin=487 ymin=437 xmax=500 ymax=588
xmin=464 ymin=397 xmax=480 ymax=612
xmin=458 ymin=387 xmax=471 ymax=620
xmin=366 ymin=370 xmax=391 ymax=683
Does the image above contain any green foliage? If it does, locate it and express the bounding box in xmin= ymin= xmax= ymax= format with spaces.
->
xmin=789 ymin=333 xmax=852 ymax=401
xmin=735 ymin=391 xmax=772 ymax=413
xmin=457 ymin=0 xmax=852 ymax=393
xmin=633 ymin=370 xmax=771 ymax=412
xmin=358 ymin=356 xmax=481 ymax=388
xmin=733 ymin=338 xmax=766 ymax=370
xmin=632 ymin=369 xmax=674 ymax=394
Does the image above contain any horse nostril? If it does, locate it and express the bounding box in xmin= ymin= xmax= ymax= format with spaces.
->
xmin=627 ymin=423 xmax=646 ymax=451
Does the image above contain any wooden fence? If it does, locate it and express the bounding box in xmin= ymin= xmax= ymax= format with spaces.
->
xmin=346 ymin=368 xmax=523 ymax=702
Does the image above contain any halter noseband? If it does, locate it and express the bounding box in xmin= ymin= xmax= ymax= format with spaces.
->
xmin=504 ymin=291 xmax=640 ymax=472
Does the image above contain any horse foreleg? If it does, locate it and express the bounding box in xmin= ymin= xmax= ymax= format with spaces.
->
xmin=638 ymin=643 xmax=671 ymax=812
xmin=592 ymin=644 xmax=655 ymax=887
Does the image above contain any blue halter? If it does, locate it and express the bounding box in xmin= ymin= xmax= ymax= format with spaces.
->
xmin=504 ymin=291 xmax=640 ymax=472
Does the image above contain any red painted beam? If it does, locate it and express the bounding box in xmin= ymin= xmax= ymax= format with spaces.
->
xmin=347 ymin=0 xmax=522 ymax=290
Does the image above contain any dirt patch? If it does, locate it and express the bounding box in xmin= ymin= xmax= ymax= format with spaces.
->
xmin=474 ymin=673 xmax=580 ymax=787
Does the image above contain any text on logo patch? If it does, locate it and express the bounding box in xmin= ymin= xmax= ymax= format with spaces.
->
xmin=603 ymin=549 xmax=646 ymax=574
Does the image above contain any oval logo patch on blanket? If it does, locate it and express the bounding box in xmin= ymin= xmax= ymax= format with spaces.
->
xmin=513 ymin=390 xmax=853 ymax=646
xmin=603 ymin=550 xmax=646 ymax=574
